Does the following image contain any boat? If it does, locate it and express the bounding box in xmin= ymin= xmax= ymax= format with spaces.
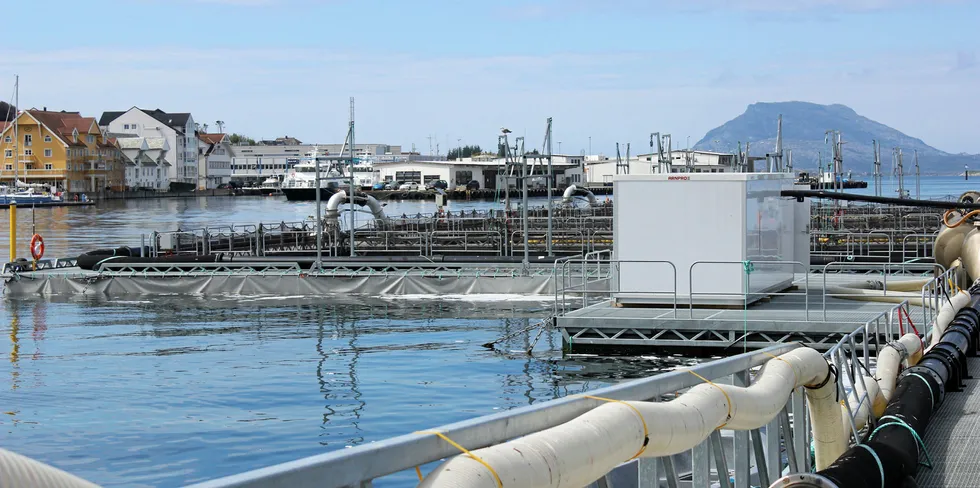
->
xmin=351 ymin=157 xmax=379 ymax=190
xmin=796 ymin=171 xmax=868 ymax=190
xmin=281 ymin=146 xmax=350 ymax=201
xmin=0 ymin=184 xmax=63 ymax=205
xmin=260 ymin=176 xmax=282 ymax=195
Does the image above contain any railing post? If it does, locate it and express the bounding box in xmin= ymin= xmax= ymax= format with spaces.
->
xmin=692 ymin=438 xmax=711 ymax=488
xmin=733 ymin=371 xmax=751 ymax=488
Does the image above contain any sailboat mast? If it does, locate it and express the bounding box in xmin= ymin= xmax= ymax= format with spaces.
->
xmin=13 ymin=75 xmax=18 ymax=187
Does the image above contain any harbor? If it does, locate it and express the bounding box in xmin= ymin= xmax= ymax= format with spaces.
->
xmin=4 ymin=170 xmax=980 ymax=488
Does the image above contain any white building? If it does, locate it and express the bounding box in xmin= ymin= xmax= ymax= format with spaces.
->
xmin=582 ymin=150 xmax=738 ymax=184
xmin=230 ymin=144 xmax=307 ymax=184
xmin=100 ymin=108 xmax=199 ymax=191
xmin=375 ymin=155 xmax=584 ymax=190
xmin=198 ymin=133 xmax=233 ymax=189
xmin=114 ymin=135 xmax=170 ymax=190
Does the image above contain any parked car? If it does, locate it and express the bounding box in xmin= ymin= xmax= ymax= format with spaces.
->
xmin=466 ymin=180 xmax=480 ymax=191
xmin=398 ymin=182 xmax=420 ymax=191
xmin=426 ymin=179 xmax=448 ymax=190
xmin=384 ymin=180 xmax=404 ymax=190
xmin=372 ymin=182 xmax=386 ymax=190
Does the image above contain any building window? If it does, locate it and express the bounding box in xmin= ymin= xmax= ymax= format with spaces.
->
xmin=3 ymin=136 xmax=9 ymax=143
xmin=44 ymin=135 xmax=52 ymax=142
xmin=24 ymin=134 xmax=31 ymax=146
xmin=124 ymin=124 xmax=130 ymax=129
xmin=4 ymin=164 xmax=10 ymax=170
xmin=3 ymin=149 xmax=10 ymax=158
xmin=87 ymin=135 xmax=95 ymax=143
xmin=44 ymin=163 xmax=53 ymax=170
xmin=454 ymin=170 xmax=472 ymax=184
xmin=395 ymin=171 xmax=421 ymax=182
xmin=24 ymin=149 xmax=32 ymax=156
xmin=44 ymin=149 xmax=52 ymax=158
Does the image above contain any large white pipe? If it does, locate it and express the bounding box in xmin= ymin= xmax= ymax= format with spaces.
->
xmin=561 ymin=185 xmax=597 ymax=206
xmin=929 ymin=290 xmax=972 ymax=348
xmin=877 ymin=333 xmax=924 ymax=404
xmin=419 ymin=348 xmax=830 ymax=488
xmin=0 ymin=447 xmax=99 ymax=488
xmin=324 ymin=190 xmax=386 ymax=222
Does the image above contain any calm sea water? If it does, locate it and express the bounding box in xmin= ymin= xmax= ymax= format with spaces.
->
xmin=0 ymin=194 xmax=679 ymax=487
xmin=0 ymin=175 xmax=970 ymax=486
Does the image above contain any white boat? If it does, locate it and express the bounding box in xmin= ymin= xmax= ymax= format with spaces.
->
xmin=0 ymin=185 xmax=63 ymax=205
xmin=260 ymin=176 xmax=282 ymax=193
xmin=281 ymin=146 xmax=350 ymax=201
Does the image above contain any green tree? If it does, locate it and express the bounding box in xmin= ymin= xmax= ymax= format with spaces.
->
xmin=229 ymin=133 xmax=256 ymax=146
xmin=447 ymin=145 xmax=483 ymax=160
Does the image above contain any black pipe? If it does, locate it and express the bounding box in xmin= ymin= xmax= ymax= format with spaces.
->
xmin=781 ymin=189 xmax=980 ymax=209
xmin=804 ymin=293 xmax=980 ymax=488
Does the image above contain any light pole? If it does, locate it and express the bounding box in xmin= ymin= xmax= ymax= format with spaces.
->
xmin=588 ymin=136 xmax=591 ymax=155
xmin=558 ymin=141 xmax=562 ymax=154
xmin=457 ymin=138 xmax=461 ymax=160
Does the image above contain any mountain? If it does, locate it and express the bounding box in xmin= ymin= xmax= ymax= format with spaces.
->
xmin=694 ymin=102 xmax=980 ymax=174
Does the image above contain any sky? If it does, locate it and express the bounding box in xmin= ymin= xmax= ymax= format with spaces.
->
xmin=0 ymin=0 xmax=977 ymax=156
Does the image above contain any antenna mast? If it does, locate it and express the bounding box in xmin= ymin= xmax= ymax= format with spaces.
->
xmin=349 ymin=97 xmax=356 ymax=257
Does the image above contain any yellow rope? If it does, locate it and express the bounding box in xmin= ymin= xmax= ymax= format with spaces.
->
xmin=686 ymin=370 xmax=733 ymax=429
xmin=948 ymin=278 xmax=961 ymax=294
xmin=762 ymin=351 xmax=800 ymax=386
xmin=582 ymin=395 xmax=650 ymax=460
xmin=413 ymin=430 xmax=503 ymax=487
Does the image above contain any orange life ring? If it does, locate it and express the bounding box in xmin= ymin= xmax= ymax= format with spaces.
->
xmin=30 ymin=234 xmax=45 ymax=261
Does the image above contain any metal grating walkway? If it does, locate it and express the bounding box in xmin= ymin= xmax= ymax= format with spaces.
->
xmin=918 ymin=357 xmax=980 ymax=487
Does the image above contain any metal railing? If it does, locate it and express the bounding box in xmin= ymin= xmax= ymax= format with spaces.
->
xmin=688 ymin=260 xmax=809 ymax=319
xmin=921 ymin=265 xmax=963 ymax=338
xmin=820 ymin=261 xmax=943 ymax=320
xmin=825 ymin=301 xmax=909 ymax=442
xmin=186 ymin=343 xmax=806 ymax=488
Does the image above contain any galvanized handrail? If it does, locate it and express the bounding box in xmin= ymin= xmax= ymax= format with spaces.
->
xmin=688 ymin=260 xmax=809 ymax=319
xmin=185 ymin=343 xmax=801 ymax=488
xmin=820 ymin=261 xmax=943 ymax=320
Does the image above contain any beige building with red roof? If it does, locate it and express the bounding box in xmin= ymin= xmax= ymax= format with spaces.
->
xmin=0 ymin=109 xmax=126 ymax=192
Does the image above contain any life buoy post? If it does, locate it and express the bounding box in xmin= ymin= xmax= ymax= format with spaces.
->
xmin=30 ymin=233 xmax=45 ymax=263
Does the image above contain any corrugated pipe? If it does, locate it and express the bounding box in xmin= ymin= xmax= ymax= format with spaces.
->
xmin=772 ymin=293 xmax=980 ymax=488
xmin=419 ymin=348 xmax=832 ymax=488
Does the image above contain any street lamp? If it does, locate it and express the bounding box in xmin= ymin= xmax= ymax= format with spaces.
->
xmin=558 ymin=141 xmax=562 ymax=154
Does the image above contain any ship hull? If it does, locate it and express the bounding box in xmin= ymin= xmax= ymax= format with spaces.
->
xmin=282 ymin=187 xmax=344 ymax=201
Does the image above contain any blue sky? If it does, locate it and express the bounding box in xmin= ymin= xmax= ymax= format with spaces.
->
xmin=1 ymin=0 xmax=977 ymax=155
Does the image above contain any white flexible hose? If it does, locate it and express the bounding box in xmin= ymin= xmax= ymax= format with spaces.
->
xmin=0 ymin=448 xmax=100 ymax=488
xmin=929 ymin=290 xmax=972 ymax=349
xmin=419 ymin=348 xmax=830 ymax=488
xmin=877 ymin=333 xmax=924 ymax=404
